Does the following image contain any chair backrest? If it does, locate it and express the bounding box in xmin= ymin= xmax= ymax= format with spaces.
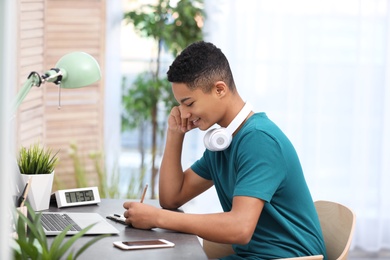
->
xmin=314 ymin=200 xmax=356 ymax=260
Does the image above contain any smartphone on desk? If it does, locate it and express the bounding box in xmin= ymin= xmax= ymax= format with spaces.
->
xmin=113 ymin=239 xmax=175 ymax=250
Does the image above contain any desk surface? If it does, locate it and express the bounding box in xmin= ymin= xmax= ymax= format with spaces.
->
xmin=46 ymin=198 xmax=207 ymax=260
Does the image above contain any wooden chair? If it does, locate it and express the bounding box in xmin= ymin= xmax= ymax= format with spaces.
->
xmin=278 ymin=200 xmax=356 ymax=260
xmin=204 ymin=200 xmax=356 ymax=260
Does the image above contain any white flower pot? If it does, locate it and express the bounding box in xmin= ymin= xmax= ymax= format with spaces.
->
xmin=20 ymin=171 xmax=54 ymax=211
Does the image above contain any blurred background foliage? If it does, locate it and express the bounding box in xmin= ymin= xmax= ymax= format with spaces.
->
xmin=121 ymin=0 xmax=205 ymax=198
xmin=54 ymin=0 xmax=205 ymax=200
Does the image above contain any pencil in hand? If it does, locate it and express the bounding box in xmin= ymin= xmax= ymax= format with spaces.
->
xmin=140 ymin=184 xmax=148 ymax=203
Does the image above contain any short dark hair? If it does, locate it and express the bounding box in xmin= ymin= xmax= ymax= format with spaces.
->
xmin=167 ymin=41 xmax=236 ymax=93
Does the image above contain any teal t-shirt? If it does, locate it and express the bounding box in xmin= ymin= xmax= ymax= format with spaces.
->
xmin=191 ymin=113 xmax=327 ymax=259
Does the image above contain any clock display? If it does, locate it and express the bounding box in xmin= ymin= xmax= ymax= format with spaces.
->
xmin=65 ymin=190 xmax=95 ymax=203
xmin=53 ymin=186 xmax=100 ymax=208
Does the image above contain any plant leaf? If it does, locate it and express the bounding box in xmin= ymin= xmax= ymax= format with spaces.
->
xmin=53 ymin=223 xmax=95 ymax=258
xmin=73 ymin=234 xmax=111 ymax=259
xmin=48 ymin=225 xmax=74 ymax=258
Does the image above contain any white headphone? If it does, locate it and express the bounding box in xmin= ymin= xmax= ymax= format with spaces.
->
xmin=203 ymin=102 xmax=253 ymax=151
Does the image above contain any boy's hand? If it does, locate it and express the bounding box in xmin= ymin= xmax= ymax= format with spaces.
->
xmin=123 ymin=202 xmax=158 ymax=230
xmin=168 ymin=106 xmax=197 ymax=133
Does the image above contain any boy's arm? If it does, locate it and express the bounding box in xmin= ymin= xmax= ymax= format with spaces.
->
xmin=124 ymin=195 xmax=264 ymax=245
xmin=159 ymin=105 xmax=213 ymax=209
xmin=159 ymin=128 xmax=212 ymax=209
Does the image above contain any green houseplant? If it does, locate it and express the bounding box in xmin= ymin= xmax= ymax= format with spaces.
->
xmin=12 ymin=203 xmax=108 ymax=260
xmin=17 ymin=143 xmax=59 ymax=211
xmin=18 ymin=143 xmax=59 ymax=175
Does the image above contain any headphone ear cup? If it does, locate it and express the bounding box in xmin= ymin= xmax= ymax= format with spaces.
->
xmin=203 ymin=102 xmax=252 ymax=152
xmin=203 ymin=128 xmax=232 ymax=151
xmin=203 ymin=129 xmax=215 ymax=151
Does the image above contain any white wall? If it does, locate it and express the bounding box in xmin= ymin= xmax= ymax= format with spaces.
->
xmin=0 ymin=0 xmax=17 ymax=259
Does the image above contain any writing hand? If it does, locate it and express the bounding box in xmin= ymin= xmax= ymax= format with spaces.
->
xmin=123 ymin=202 xmax=158 ymax=230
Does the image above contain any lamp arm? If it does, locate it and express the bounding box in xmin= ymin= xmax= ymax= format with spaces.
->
xmin=12 ymin=72 xmax=42 ymax=113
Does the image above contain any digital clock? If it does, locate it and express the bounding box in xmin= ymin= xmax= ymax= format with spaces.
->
xmin=53 ymin=186 xmax=101 ymax=208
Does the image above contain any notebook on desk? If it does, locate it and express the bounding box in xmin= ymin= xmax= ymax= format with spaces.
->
xmin=40 ymin=212 xmax=120 ymax=236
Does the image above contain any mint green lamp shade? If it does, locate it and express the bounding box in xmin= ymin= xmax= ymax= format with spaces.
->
xmin=12 ymin=52 xmax=101 ymax=112
xmin=55 ymin=52 xmax=101 ymax=89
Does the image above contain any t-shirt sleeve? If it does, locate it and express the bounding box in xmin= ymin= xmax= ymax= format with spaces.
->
xmin=233 ymin=130 xmax=287 ymax=202
xmin=191 ymin=150 xmax=213 ymax=180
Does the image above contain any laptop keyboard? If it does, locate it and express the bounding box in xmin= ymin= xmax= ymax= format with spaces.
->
xmin=41 ymin=213 xmax=82 ymax=232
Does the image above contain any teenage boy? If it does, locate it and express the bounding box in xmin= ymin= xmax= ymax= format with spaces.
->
xmin=123 ymin=41 xmax=327 ymax=259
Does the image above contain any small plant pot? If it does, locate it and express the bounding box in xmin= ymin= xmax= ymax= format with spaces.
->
xmin=20 ymin=171 xmax=54 ymax=211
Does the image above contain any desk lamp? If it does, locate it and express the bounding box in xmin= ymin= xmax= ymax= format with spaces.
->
xmin=12 ymin=52 xmax=101 ymax=112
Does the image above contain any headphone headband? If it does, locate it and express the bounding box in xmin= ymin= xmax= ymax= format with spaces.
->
xmin=203 ymin=101 xmax=253 ymax=151
xmin=225 ymin=102 xmax=253 ymax=135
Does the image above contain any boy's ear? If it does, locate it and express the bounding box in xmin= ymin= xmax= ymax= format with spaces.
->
xmin=214 ymin=81 xmax=227 ymax=97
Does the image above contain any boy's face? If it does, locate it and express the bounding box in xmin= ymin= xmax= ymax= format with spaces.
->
xmin=172 ymin=82 xmax=224 ymax=131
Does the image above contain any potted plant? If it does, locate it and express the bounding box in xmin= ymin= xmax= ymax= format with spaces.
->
xmin=11 ymin=203 xmax=109 ymax=260
xmin=17 ymin=143 xmax=59 ymax=211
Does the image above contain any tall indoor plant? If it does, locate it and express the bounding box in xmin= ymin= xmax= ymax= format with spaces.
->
xmin=17 ymin=143 xmax=59 ymax=211
xmin=122 ymin=0 xmax=205 ymax=198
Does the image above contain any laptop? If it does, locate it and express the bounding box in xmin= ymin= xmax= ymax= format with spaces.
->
xmin=40 ymin=212 xmax=120 ymax=236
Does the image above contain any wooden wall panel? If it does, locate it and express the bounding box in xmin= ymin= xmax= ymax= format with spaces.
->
xmin=17 ymin=0 xmax=45 ymax=147
xmin=44 ymin=0 xmax=106 ymax=189
xmin=16 ymin=0 xmax=106 ymax=190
